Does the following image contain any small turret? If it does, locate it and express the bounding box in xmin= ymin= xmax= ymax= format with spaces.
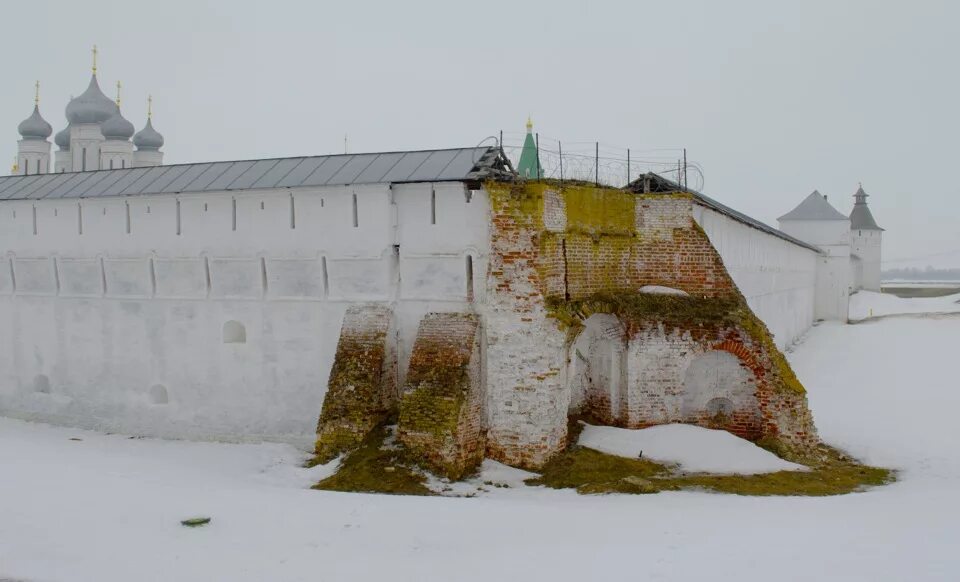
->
xmin=849 ymin=184 xmax=883 ymax=292
xmin=849 ymin=186 xmax=883 ymax=231
xmin=516 ymin=116 xmax=541 ymax=179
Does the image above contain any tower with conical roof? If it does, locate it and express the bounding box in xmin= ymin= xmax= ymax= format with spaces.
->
xmin=516 ymin=117 xmax=541 ymax=179
xmin=849 ymin=185 xmax=883 ymax=291
xmin=778 ymin=190 xmax=852 ymax=320
xmin=15 ymin=81 xmax=53 ymax=175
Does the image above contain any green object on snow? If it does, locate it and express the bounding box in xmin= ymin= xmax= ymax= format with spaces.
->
xmin=180 ymin=517 xmax=211 ymax=527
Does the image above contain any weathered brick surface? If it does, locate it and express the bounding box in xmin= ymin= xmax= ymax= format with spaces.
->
xmin=398 ymin=313 xmax=484 ymax=479
xmin=485 ymin=186 xmax=569 ymax=469
xmin=484 ymin=183 xmax=818 ymax=469
xmin=314 ymin=304 xmax=396 ymax=462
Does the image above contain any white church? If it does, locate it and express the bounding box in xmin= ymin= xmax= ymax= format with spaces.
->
xmin=0 ymin=55 xmax=883 ymax=469
xmin=13 ymin=53 xmax=162 ymax=176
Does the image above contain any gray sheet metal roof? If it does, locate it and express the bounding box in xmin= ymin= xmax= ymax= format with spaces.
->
xmin=0 ymin=147 xmax=510 ymax=201
xmin=626 ymin=173 xmax=822 ymax=253
xmin=778 ymin=190 xmax=849 ymax=222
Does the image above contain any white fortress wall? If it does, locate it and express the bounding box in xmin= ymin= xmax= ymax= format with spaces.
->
xmin=693 ymin=205 xmax=818 ymax=348
xmin=0 ymin=181 xmax=489 ymax=446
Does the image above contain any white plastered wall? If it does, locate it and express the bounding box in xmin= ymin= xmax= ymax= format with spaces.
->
xmin=693 ymin=205 xmax=818 ymax=349
xmin=0 ymin=181 xmax=490 ymax=447
xmin=16 ymin=140 xmax=51 ymax=176
xmin=778 ymin=219 xmax=851 ymax=321
xmin=69 ymin=124 xmax=104 ymax=172
xmin=851 ymin=229 xmax=882 ymax=291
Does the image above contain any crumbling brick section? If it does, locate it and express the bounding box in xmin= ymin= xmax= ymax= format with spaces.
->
xmin=314 ymin=304 xmax=396 ymax=463
xmin=484 ymin=182 xmax=819 ymax=468
xmin=398 ymin=313 xmax=484 ymax=480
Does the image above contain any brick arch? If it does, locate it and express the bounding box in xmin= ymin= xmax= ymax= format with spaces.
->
xmin=710 ymin=339 xmax=765 ymax=383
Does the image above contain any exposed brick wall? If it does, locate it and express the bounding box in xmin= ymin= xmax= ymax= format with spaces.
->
xmin=538 ymin=195 xmax=737 ymax=303
xmin=484 ymin=182 xmax=818 ymax=469
xmin=398 ymin=313 xmax=484 ymax=479
xmin=485 ymin=185 xmax=568 ymax=469
xmin=314 ymin=304 xmax=396 ymax=462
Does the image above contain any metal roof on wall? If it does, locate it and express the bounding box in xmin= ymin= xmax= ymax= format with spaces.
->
xmin=0 ymin=147 xmax=510 ymax=201
xmin=626 ymin=173 xmax=822 ymax=253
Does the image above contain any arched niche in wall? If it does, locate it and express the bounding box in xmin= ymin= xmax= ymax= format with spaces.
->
xmin=222 ymin=320 xmax=247 ymax=344
xmin=33 ymin=374 xmax=51 ymax=394
xmin=566 ymin=313 xmax=628 ymax=425
xmin=149 ymin=384 xmax=169 ymax=405
xmin=681 ymin=350 xmax=760 ymax=433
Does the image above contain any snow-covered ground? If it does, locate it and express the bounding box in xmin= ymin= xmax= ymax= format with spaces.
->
xmin=849 ymin=289 xmax=960 ymax=320
xmin=2 ymin=305 xmax=959 ymax=581
xmin=578 ymin=423 xmax=806 ymax=474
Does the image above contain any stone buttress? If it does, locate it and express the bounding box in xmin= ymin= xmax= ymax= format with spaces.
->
xmin=398 ymin=313 xmax=484 ymax=480
xmin=314 ymin=304 xmax=396 ymax=462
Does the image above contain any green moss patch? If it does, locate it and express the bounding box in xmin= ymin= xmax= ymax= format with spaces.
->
xmin=546 ymin=291 xmax=744 ymax=331
xmin=312 ymin=425 xmax=434 ymax=496
xmin=315 ymin=332 xmax=391 ymax=463
xmin=562 ymin=185 xmax=636 ymax=236
xmin=526 ymin=440 xmax=893 ymax=497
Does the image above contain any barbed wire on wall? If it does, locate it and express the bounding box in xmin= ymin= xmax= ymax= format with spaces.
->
xmin=496 ymin=131 xmax=704 ymax=191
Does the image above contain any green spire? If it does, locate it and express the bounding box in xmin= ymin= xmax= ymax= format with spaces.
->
xmin=516 ymin=116 xmax=542 ymax=179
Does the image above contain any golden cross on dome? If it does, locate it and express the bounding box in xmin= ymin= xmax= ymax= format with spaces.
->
xmin=116 ymin=81 xmax=122 ymax=106
xmin=34 ymin=81 xmax=40 ymax=106
xmin=92 ymin=44 xmax=98 ymax=75
xmin=147 ymin=95 xmax=153 ymax=120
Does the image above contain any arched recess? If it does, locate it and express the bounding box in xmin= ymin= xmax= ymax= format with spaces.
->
xmin=223 ymin=320 xmax=246 ymax=344
xmin=149 ymin=384 xmax=169 ymax=405
xmin=33 ymin=374 xmax=51 ymax=394
xmin=681 ymin=349 xmax=761 ymax=438
xmin=566 ymin=313 xmax=628 ymax=425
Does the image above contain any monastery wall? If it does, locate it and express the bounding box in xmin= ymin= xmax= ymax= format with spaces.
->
xmin=0 ymin=181 xmax=489 ymax=446
xmin=693 ymin=205 xmax=818 ymax=347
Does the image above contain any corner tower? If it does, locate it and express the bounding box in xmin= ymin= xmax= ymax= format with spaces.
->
xmin=849 ymin=186 xmax=883 ymax=291
xmin=778 ymin=190 xmax=852 ymax=319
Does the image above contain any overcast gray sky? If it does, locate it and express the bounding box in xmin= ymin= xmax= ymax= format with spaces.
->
xmin=4 ymin=0 xmax=958 ymax=267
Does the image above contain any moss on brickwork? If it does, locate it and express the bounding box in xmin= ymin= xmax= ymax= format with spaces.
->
xmin=546 ymin=292 xmax=743 ymax=331
xmin=736 ymin=310 xmax=805 ymax=394
xmin=313 ymin=425 xmax=434 ymax=496
xmin=486 ymin=181 xmax=544 ymax=228
xmin=489 ymin=179 xmax=807 ymax=397
xmin=398 ymin=314 xmax=483 ymax=480
xmin=315 ymin=331 xmax=392 ymax=464
xmin=543 ymin=291 xmax=806 ymax=396
xmin=562 ymin=185 xmax=635 ymax=236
